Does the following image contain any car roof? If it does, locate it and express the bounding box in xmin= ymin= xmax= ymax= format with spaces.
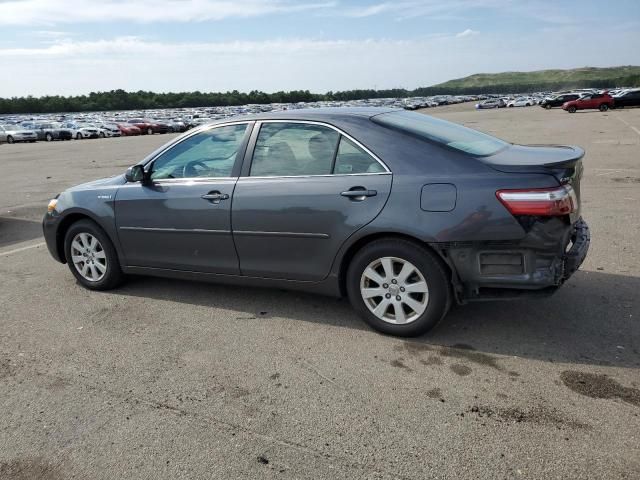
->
xmin=207 ymin=107 xmax=400 ymax=125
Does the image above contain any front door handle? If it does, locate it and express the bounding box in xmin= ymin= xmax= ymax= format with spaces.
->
xmin=201 ymin=191 xmax=229 ymax=204
xmin=341 ymin=188 xmax=377 ymax=200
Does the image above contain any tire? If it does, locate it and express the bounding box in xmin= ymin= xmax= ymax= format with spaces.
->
xmin=346 ymin=239 xmax=451 ymax=337
xmin=45 ymin=133 xmax=53 ymax=142
xmin=147 ymin=128 xmax=153 ymax=135
xmin=99 ymin=132 xmax=105 ymax=138
xmin=568 ymin=106 xmax=577 ymax=113
xmin=545 ymin=104 xmax=551 ymax=109
xmin=599 ymin=104 xmax=609 ymax=112
xmin=7 ymin=135 xmax=14 ymax=144
xmin=29 ymin=140 xmax=36 ymax=143
xmin=64 ymin=219 xmax=124 ymax=290
xmin=76 ymin=132 xmax=82 ymax=140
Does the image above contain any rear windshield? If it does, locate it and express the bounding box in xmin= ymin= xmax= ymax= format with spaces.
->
xmin=372 ymin=110 xmax=508 ymax=156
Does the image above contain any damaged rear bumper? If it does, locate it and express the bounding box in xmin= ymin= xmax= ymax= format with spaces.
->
xmin=439 ymin=217 xmax=590 ymax=302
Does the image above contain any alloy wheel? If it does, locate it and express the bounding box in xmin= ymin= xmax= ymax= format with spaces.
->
xmin=70 ymin=233 xmax=107 ymax=282
xmin=360 ymin=256 xmax=429 ymax=325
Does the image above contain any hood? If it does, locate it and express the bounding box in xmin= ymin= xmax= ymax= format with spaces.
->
xmin=66 ymin=174 xmax=127 ymax=192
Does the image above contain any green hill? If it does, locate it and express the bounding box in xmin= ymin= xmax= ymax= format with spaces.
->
xmin=429 ymin=66 xmax=640 ymax=94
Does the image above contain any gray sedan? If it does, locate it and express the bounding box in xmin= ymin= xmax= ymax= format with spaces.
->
xmin=0 ymin=124 xmax=37 ymax=143
xmin=43 ymin=108 xmax=589 ymax=336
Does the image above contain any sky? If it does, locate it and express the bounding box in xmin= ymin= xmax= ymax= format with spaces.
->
xmin=0 ymin=0 xmax=639 ymax=97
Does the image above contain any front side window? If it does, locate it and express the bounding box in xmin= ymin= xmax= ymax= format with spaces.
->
xmin=373 ymin=110 xmax=508 ymax=157
xmin=250 ymin=123 xmax=339 ymax=177
xmin=150 ymin=124 xmax=248 ymax=180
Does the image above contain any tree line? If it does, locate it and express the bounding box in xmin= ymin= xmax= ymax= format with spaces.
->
xmin=1 ymin=75 xmax=638 ymax=114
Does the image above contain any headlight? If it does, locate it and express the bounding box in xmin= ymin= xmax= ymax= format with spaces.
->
xmin=47 ymin=198 xmax=58 ymax=213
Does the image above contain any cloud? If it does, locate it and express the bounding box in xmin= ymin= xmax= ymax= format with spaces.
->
xmin=0 ymin=0 xmax=335 ymax=25
xmin=0 ymin=36 xmax=362 ymax=57
xmin=456 ymin=29 xmax=479 ymax=38
xmin=1 ymin=27 xmax=638 ymax=97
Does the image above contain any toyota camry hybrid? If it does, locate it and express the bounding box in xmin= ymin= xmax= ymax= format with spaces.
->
xmin=43 ymin=108 xmax=590 ymax=336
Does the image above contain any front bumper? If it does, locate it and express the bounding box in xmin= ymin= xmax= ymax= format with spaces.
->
xmin=43 ymin=212 xmax=64 ymax=263
xmin=443 ymin=217 xmax=590 ymax=302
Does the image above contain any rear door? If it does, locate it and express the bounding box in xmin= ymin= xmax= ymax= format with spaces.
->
xmin=115 ymin=122 xmax=252 ymax=274
xmin=231 ymin=121 xmax=392 ymax=281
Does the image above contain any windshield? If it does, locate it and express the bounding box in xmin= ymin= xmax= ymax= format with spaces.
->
xmin=372 ymin=110 xmax=508 ymax=156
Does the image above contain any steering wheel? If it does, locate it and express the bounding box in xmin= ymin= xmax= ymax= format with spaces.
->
xmin=182 ymin=159 xmax=208 ymax=178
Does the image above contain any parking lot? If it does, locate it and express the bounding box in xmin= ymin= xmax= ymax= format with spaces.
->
xmin=1 ymin=104 xmax=639 ymax=479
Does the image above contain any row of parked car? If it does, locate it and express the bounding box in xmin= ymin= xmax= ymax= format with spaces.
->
xmin=475 ymin=87 xmax=640 ymax=112
xmin=0 ymin=117 xmax=193 ymax=144
xmin=1 ymin=96 xmax=475 ymax=145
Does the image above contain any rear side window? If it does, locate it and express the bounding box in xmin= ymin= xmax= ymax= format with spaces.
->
xmin=250 ymin=123 xmax=339 ymax=176
xmin=334 ymin=137 xmax=385 ymax=174
xmin=373 ymin=110 xmax=508 ymax=156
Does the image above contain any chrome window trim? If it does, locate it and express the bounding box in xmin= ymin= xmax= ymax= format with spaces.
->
xmin=150 ymin=177 xmax=238 ymax=185
xmin=248 ymin=119 xmax=391 ymax=176
xmin=239 ymin=172 xmax=391 ymax=180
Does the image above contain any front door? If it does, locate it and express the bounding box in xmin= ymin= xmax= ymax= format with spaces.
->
xmin=115 ymin=122 xmax=252 ymax=274
xmin=232 ymin=121 xmax=392 ymax=281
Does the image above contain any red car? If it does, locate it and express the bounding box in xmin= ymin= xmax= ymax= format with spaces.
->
xmin=117 ymin=124 xmax=141 ymax=136
xmin=562 ymin=92 xmax=614 ymax=113
xmin=127 ymin=118 xmax=169 ymax=135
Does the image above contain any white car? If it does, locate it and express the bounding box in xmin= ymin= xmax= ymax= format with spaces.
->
xmin=507 ymin=97 xmax=534 ymax=107
xmin=0 ymin=124 xmax=38 ymax=143
xmin=94 ymin=123 xmax=122 ymax=137
xmin=61 ymin=122 xmax=99 ymax=140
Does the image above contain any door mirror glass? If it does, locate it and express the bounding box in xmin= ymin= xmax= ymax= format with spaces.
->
xmin=125 ymin=165 xmax=145 ymax=182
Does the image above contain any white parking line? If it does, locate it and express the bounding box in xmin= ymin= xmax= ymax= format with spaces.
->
xmin=614 ymin=114 xmax=640 ymax=137
xmin=1 ymin=242 xmax=46 ymax=257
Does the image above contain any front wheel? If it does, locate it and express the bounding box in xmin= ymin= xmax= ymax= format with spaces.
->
xmin=545 ymin=104 xmax=551 ymax=109
xmin=45 ymin=133 xmax=53 ymax=142
xmin=76 ymin=133 xmax=82 ymax=140
xmin=7 ymin=135 xmax=14 ymax=144
xmin=64 ymin=219 xmax=124 ymax=290
xmin=100 ymin=132 xmax=106 ymax=138
xmin=346 ymin=239 xmax=451 ymax=337
xmin=147 ymin=127 xmax=153 ymax=135
xmin=568 ymin=106 xmax=577 ymax=113
xmin=599 ymin=104 xmax=609 ymax=112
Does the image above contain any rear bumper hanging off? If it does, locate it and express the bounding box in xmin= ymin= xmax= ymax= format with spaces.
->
xmin=439 ymin=217 xmax=590 ymax=302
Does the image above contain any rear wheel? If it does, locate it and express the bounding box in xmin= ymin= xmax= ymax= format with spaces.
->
xmin=599 ymin=104 xmax=609 ymax=112
xmin=99 ymin=132 xmax=106 ymax=138
xmin=45 ymin=133 xmax=53 ymax=142
xmin=147 ymin=127 xmax=153 ymax=135
xmin=568 ymin=106 xmax=577 ymax=113
xmin=76 ymin=132 xmax=82 ymax=140
xmin=545 ymin=104 xmax=551 ymax=109
xmin=346 ymin=239 xmax=451 ymax=337
xmin=7 ymin=135 xmax=14 ymax=144
xmin=64 ymin=219 xmax=124 ymax=290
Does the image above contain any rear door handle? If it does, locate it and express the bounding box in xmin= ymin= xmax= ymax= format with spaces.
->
xmin=201 ymin=191 xmax=229 ymax=203
xmin=341 ymin=188 xmax=377 ymax=199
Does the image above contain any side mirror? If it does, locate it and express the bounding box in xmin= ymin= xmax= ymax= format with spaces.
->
xmin=125 ymin=165 xmax=145 ymax=183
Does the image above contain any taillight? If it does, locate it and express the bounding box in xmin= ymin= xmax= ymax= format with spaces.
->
xmin=496 ymin=185 xmax=577 ymax=216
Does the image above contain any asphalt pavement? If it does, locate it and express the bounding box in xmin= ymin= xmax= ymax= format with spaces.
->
xmin=1 ymin=104 xmax=638 ymax=479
